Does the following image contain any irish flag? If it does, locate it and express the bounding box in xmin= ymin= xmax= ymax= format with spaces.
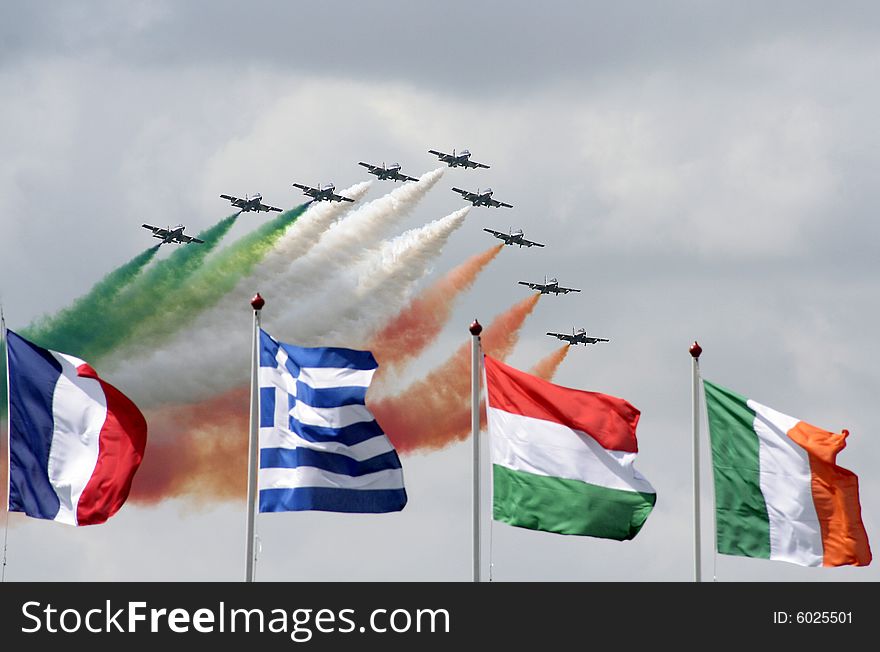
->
xmin=485 ymin=355 xmax=655 ymax=540
xmin=704 ymin=380 xmax=871 ymax=567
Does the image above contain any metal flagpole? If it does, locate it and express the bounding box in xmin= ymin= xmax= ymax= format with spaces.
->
xmin=470 ymin=319 xmax=483 ymax=583
xmin=245 ymin=293 xmax=265 ymax=583
xmin=689 ymin=341 xmax=703 ymax=583
xmin=1 ymin=306 xmax=10 ymax=582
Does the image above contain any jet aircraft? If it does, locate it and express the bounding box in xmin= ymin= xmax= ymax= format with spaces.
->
xmin=141 ymin=223 xmax=204 ymax=246
xmin=484 ymin=228 xmax=544 ymax=248
xmin=428 ymin=148 xmax=490 ymax=169
xmin=219 ymin=193 xmax=282 ymax=213
xmin=358 ymin=161 xmax=418 ymax=182
xmin=292 ymin=182 xmax=355 ymax=203
xmin=451 ymin=187 xmax=513 ymax=208
xmin=546 ymin=328 xmax=610 ymax=346
xmin=518 ymin=276 xmax=580 ymax=295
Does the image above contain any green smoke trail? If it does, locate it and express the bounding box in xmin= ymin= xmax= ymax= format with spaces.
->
xmin=22 ymin=245 xmax=162 ymax=353
xmin=118 ymin=203 xmax=309 ymax=349
xmin=23 ymin=212 xmax=240 ymax=362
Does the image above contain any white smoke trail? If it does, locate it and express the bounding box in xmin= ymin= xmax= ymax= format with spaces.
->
xmin=272 ymin=206 xmax=471 ymax=348
xmin=270 ymin=167 xmax=444 ymax=301
xmin=110 ymin=207 xmax=467 ymax=408
xmin=260 ymin=181 xmax=372 ymax=270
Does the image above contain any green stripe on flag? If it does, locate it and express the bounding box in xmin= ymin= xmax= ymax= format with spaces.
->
xmin=704 ymin=380 xmax=771 ymax=559
xmin=492 ymin=465 xmax=656 ymax=540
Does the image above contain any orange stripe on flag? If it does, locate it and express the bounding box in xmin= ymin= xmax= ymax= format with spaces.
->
xmin=787 ymin=422 xmax=872 ymax=567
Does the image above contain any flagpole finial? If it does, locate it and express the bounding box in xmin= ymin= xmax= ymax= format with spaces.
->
xmin=689 ymin=341 xmax=702 ymax=358
xmin=251 ymin=293 xmax=265 ymax=311
xmin=469 ymin=319 xmax=482 ymax=336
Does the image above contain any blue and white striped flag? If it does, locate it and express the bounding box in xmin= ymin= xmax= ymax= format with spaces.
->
xmin=258 ymin=329 xmax=407 ymax=513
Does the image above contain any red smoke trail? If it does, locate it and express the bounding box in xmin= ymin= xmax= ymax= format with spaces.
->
xmin=530 ymin=345 xmax=571 ymax=381
xmin=372 ymin=294 xmax=540 ymax=454
xmin=369 ymin=244 xmax=503 ymax=375
xmin=129 ymin=387 xmax=249 ymax=504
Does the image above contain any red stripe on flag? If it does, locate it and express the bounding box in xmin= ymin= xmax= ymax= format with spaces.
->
xmin=484 ymin=354 xmax=640 ymax=453
xmin=75 ymin=363 xmax=148 ymax=526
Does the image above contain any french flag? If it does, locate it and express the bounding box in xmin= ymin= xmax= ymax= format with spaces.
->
xmin=6 ymin=329 xmax=147 ymax=526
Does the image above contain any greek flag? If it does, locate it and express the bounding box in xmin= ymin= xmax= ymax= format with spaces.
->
xmin=258 ymin=329 xmax=407 ymax=513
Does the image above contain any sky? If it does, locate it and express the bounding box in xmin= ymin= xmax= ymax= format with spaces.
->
xmin=1 ymin=0 xmax=878 ymax=582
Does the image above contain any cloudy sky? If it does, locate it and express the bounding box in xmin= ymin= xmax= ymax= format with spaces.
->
xmin=1 ymin=1 xmax=878 ymax=582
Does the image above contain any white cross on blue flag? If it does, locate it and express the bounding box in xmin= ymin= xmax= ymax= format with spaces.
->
xmin=258 ymin=329 xmax=407 ymax=513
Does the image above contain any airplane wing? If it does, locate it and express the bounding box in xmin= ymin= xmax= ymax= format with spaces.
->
xmin=401 ymin=173 xmax=419 ymax=182
xmin=483 ymin=228 xmax=508 ymax=240
xmin=219 ymin=194 xmax=241 ymax=203
xmin=546 ymin=332 xmax=574 ymax=343
xmin=451 ymin=187 xmax=475 ymax=201
xmin=464 ymin=160 xmax=490 ymax=169
xmin=332 ymin=193 xmax=355 ymax=203
xmin=142 ymin=223 xmax=167 ymax=236
xmin=358 ymin=162 xmax=378 ymax=172
xmin=428 ymin=149 xmax=449 ymax=159
xmin=521 ymin=238 xmax=544 ymax=247
xmin=518 ymin=281 xmax=541 ymax=290
xmin=174 ymin=233 xmax=205 ymax=244
xmin=260 ymin=203 xmax=283 ymax=212
xmin=585 ymin=337 xmax=610 ymax=343
xmin=292 ymin=183 xmax=318 ymax=196
xmin=558 ymin=287 xmax=581 ymax=294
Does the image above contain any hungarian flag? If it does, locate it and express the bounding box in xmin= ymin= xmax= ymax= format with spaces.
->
xmin=704 ymin=380 xmax=871 ymax=567
xmin=485 ymin=354 xmax=656 ymax=540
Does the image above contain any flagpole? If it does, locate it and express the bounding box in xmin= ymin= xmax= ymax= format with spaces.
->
xmin=1 ymin=307 xmax=10 ymax=582
xmin=470 ymin=318 xmax=483 ymax=583
xmin=689 ymin=341 xmax=703 ymax=583
xmin=245 ymin=293 xmax=265 ymax=583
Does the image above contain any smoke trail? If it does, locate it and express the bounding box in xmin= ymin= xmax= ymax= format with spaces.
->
xmin=130 ymin=396 xmax=249 ymax=504
xmin=269 ymin=168 xmax=444 ymax=308
xmin=20 ymin=213 xmax=240 ymax=363
xmin=371 ymin=294 xmax=541 ymax=454
xmin=369 ymin=244 xmax=503 ymax=377
xmin=109 ymin=208 xmax=469 ymax=408
xmin=111 ymin=203 xmax=312 ymax=358
xmin=22 ymin=245 xmax=160 ymax=352
xmin=279 ymin=207 xmax=469 ymax=347
xmin=531 ymin=345 xmax=571 ymax=380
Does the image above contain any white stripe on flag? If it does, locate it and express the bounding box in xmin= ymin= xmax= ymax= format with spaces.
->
xmin=297 ymin=366 xmax=374 ymax=390
xmin=748 ymin=399 xmax=823 ymax=567
xmin=290 ymin=401 xmax=375 ymax=429
xmin=47 ymin=353 xmax=107 ymax=526
xmin=259 ymin=427 xmax=394 ymax=461
xmin=259 ymin=365 xmax=375 ymax=392
xmin=489 ymin=407 xmax=656 ymax=494
xmin=259 ymin=466 xmax=405 ymax=491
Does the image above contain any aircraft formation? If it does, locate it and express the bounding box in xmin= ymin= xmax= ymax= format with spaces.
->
xmin=140 ymin=145 xmax=606 ymax=347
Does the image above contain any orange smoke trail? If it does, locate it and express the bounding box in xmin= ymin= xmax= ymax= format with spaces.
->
xmin=530 ymin=345 xmax=571 ymax=381
xmin=129 ymin=386 xmax=249 ymax=505
xmin=369 ymin=244 xmax=503 ymax=374
xmin=372 ymin=294 xmax=540 ymax=454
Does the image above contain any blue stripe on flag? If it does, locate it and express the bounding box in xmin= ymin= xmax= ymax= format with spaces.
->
xmin=260 ymin=387 xmax=275 ymax=428
xmin=259 ymin=329 xmax=280 ymax=367
xmin=288 ymin=417 xmax=386 ymax=446
xmin=6 ymin=330 xmax=63 ymax=521
xmin=260 ymin=487 xmax=407 ymax=513
xmin=294 ymin=381 xmax=367 ymax=408
xmin=260 ymin=447 xmax=402 ymax=476
xmin=277 ymin=342 xmax=377 ymax=371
